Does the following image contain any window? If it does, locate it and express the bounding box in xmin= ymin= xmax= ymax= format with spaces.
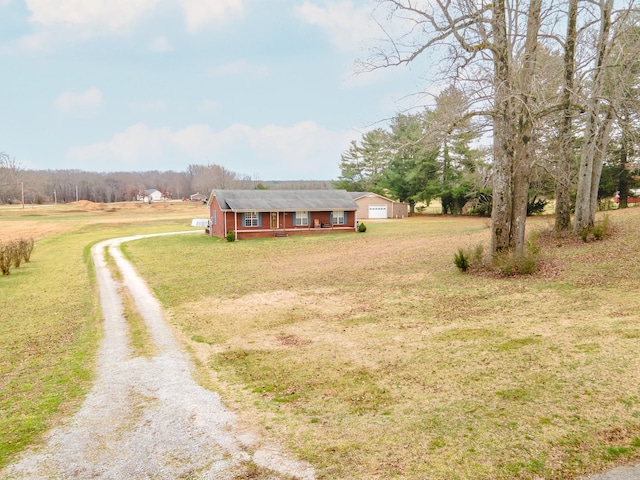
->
xmin=332 ymin=210 xmax=345 ymax=225
xmin=294 ymin=211 xmax=309 ymax=226
xmin=244 ymin=211 xmax=259 ymax=227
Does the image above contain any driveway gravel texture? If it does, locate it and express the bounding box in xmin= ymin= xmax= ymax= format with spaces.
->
xmin=3 ymin=232 xmax=315 ymax=480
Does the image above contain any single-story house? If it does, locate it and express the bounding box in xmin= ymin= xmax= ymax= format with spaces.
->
xmin=349 ymin=192 xmax=409 ymax=219
xmin=208 ymin=189 xmax=359 ymax=240
xmin=137 ymin=189 xmax=164 ymax=202
xmin=189 ymin=192 xmax=207 ymax=202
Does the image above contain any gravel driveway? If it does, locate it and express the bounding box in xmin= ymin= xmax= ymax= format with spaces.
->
xmin=3 ymin=232 xmax=314 ymax=480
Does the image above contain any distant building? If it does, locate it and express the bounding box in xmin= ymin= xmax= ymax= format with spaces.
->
xmin=137 ymin=189 xmax=164 ymax=202
xmin=349 ymin=192 xmax=409 ymax=219
xmin=189 ymin=192 xmax=207 ymax=202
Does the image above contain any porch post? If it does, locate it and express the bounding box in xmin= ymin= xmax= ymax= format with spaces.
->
xmin=234 ymin=212 xmax=238 ymax=240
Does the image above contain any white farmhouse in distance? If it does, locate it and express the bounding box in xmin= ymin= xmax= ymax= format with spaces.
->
xmin=137 ymin=189 xmax=164 ymax=203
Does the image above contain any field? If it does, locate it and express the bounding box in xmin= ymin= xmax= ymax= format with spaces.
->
xmin=0 ymin=200 xmax=205 ymax=467
xmin=2 ymin=201 xmax=640 ymax=479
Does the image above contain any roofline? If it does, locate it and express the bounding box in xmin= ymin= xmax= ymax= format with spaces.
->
xmin=216 ymin=207 xmax=358 ymax=213
xmin=359 ymin=192 xmax=401 ymax=203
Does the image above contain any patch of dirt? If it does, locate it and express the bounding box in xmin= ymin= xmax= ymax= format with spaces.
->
xmin=277 ymin=334 xmax=312 ymax=347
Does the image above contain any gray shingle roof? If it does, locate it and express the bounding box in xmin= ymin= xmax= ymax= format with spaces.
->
xmin=213 ymin=189 xmax=358 ymax=212
xmin=349 ymin=191 xmax=398 ymax=203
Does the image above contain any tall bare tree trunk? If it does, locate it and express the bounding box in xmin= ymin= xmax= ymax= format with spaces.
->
xmin=490 ymin=0 xmax=541 ymax=258
xmin=555 ymin=0 xmax=578 ymax=232
xmin=574 ymin=0 xmax=613 ymax=233
xmin=490 ymin=0 xmax=514 ymax=256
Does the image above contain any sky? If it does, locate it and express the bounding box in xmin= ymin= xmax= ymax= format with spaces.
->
xmin=0 ymin=0 xmax=437 ymax=181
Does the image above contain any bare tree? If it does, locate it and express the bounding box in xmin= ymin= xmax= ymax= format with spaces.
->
xmin=0 ymin=152 xmax=23 ymax=204
xmin=574 ymin=2 xmax=640 ymax=232
xmin=372 ymin=0 xmax=546 ymax=258
xmin=555 ymin=0 xmax=579 ymax=232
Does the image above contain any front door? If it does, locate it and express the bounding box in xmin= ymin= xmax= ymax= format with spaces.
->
xmin=271 ymin=212 xmax=278 ymax=229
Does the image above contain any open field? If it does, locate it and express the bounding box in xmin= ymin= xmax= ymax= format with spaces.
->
xmin=2 ymin=202 xmax=640 ymax=479
xmin=118 ymin=207 xmax=640 ymax=479
xmin=0 ymin=200 xmax=206 ymax=468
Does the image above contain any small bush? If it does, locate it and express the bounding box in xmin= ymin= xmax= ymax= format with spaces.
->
xmin=579 ymin=215 xmax=612 ymax=242
xmin=20 ymin=238 xmax=34 ymax=262
xmin=527 ymin=196 xmax=548 ymax=216
xmin=453 ymin=248 xmax=470 ymax=272
xmin=493 ymin=237 xmax=540 ymax=276
xmin=225 ymin=231 xmax=235 ymax=242
xmin=11 ymin=242 xmax=22 ymax=268
xmin=357 ymin=222 xmax=367 ymax=233
xmin=0 ymin=243 xmax=12 ymax=275
xmin=471 ymin=244 xmax=485 ymax=264
xmin=0 ymin=238 xmax=36 ymax=275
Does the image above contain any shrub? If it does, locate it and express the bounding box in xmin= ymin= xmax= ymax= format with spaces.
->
xmin=453 ymin=248 xmax=470 ymax=272
xmin=527 ymin=196 xmax=548 ymax=216
xmin=357 ymin=222 xmax=367 ymax=233
xmin=0 ymin=242 xmax=15 ymax=275
xmin=493 ymin=235 xmax=540 ymax=276
xmin=579 ymin=215 xmax=612 ymax=242
xmin=225 ymin=231 xmax=235 ymax=242
xmin=11 ymin=242 xmax=22 ymax=268
xmin=470 ymin=244 xmax=485 ymax=265
xmin=19 ymin=238 xmax=34 ymax=262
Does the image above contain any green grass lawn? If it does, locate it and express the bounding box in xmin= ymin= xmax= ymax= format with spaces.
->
xmin=123 ymin=209 xmax=640 ymax=479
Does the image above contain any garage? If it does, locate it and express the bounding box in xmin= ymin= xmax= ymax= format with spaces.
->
xmin=368 ymin=205 xmax=388 ymax=219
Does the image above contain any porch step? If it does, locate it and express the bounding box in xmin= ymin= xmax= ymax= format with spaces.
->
xmin=274 ymin=232 xmax=288 ymax=238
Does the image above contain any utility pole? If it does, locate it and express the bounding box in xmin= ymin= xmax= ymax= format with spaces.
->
xmin=54 ymin=189 xmax=57 ymax=205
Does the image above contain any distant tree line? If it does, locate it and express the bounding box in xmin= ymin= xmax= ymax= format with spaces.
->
xmin=0 ymin=161 xmax=257 ymax=205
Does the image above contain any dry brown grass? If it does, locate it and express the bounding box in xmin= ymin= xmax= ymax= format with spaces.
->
xmin=121 ymin=208 xmax=640 ymax=479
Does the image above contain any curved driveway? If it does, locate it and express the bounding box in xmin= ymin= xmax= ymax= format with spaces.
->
xmin=4 ymin=232 xmax=314 ymax=480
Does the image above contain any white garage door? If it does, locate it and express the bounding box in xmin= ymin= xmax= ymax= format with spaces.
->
xmin=368 ymin=205 xmax=387 ymax=219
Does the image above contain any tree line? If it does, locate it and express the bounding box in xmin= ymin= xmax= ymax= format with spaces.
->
xmin=0 ymin=153 xmax=338 ymax=206
xmin=0 ymin=158 xmax=256 ymax=205
xmin=353 ymin=0 xmax=640 ymax=258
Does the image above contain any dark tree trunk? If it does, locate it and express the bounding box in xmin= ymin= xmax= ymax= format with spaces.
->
xmin=555 ymin=0 xmax=578 ymax=232
xmin=490 ymin=0 xmax=541 ymax=259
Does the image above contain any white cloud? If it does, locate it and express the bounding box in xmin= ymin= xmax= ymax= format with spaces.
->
xmin=23 ymin=0 xmax=242 ymax=38
xmin=294 ymin=1 xmax=379 ymax=52
xmin=26 ymin=0 xmax=159 ymax=31
xmin=67 ymin=121 xmax=357 ymax=179
xmin=179 ymin=0 xmax=244 ymax=33
xmin=55 ymin=87 xmax=103 ymax=113
xmin=149 ymin=36 xmax=173 ymax=52
xmin=208 ymin=60 xmax=268 ymax=79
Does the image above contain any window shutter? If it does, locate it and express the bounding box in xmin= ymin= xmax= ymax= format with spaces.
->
xmin=343 ymin=211 xmax=347 ymax=224
xmin=258 ymin=213 xmax=262 ymax=227
xmin=242 ymin=213 xmax=245 ymax=226
xmin=293 ymin=212 xmax=296 ymax=225
xmin=330 ymin=212 xmax=333 ymax=224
